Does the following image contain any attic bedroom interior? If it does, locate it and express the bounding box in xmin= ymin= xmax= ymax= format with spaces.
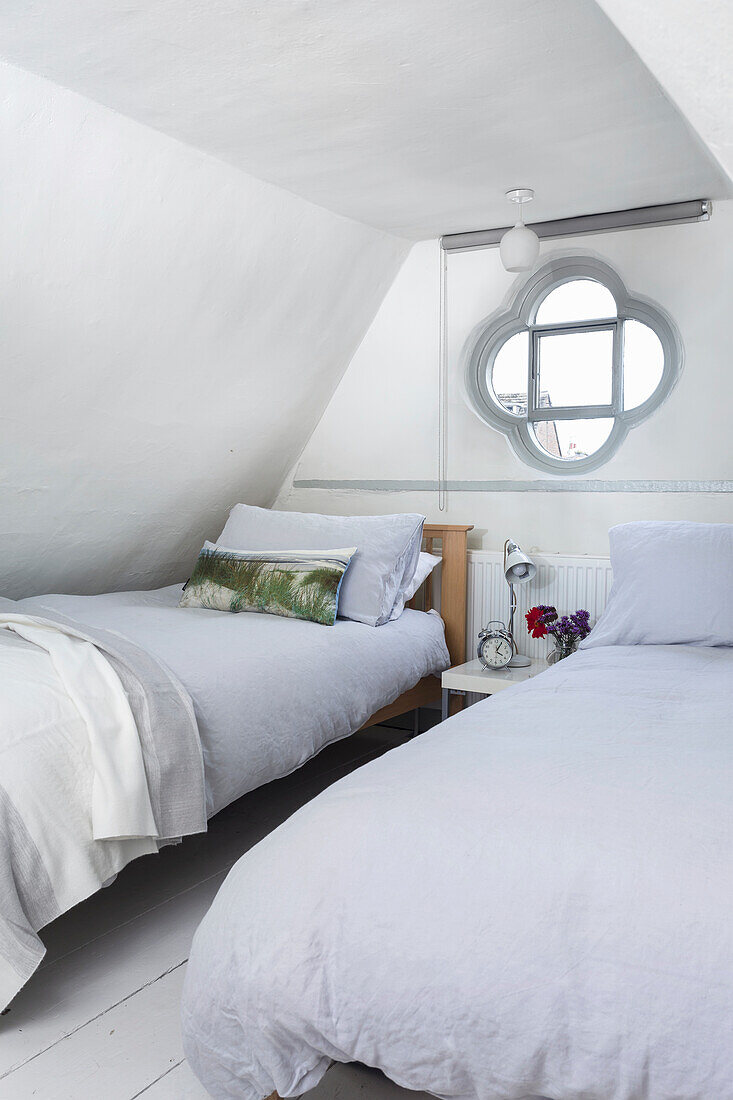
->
xmin=1 ymin=2 xmax=732 ymax=1099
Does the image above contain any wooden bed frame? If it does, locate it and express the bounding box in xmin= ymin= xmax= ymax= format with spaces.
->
xmin=359 ymin=522 xmax=474 ymax=728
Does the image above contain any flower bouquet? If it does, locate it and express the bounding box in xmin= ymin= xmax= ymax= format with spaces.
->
xmin=526 ymin=605 xmax=591 ymax=664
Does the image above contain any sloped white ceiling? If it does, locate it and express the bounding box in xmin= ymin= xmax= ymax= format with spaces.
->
xmin=0 ymin=63 xmax=407 ymax=597
xmin=595 ymin=0 xmax=733 ymax=184
xmin=0 ymin=0 xmax=728 ymax=239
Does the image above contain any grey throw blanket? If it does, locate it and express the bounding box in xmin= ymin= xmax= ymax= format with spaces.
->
xmin=0 ymin=596 xmax=206 ymax=1009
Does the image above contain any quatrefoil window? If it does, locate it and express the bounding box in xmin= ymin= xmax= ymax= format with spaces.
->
xmin=463 ymin=255 xmax=683 ymax=473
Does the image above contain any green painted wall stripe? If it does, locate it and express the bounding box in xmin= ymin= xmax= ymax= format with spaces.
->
xmin=293 ymin=478 xmax=733 ymax=493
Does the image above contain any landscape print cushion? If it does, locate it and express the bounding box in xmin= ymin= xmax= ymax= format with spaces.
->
xmin=179 ymin=542 xmax=356 ymax=626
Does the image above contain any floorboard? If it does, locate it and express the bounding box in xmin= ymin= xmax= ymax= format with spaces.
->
xmin=0 ymin=723 xmax=433 ymax=1100
xmin=133 ymin=1058 xmax=211 ymax=1098
xmin=0 ymin=872 xmax=226 ymax=1078
xmin=1 ymin=963 xmax=188 ymax=1100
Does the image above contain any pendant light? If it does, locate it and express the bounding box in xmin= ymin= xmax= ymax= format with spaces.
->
xmin=499 ymin=188 xmax=540 ymax=272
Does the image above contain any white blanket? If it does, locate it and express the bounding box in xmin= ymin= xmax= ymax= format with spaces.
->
xmin=0 ymin=601 xmax=206 ymax=1011
xmin=182 ymin=644 xmax=733 ymax=1100
xmin=0 ymin=615 xmax=156 ymax=841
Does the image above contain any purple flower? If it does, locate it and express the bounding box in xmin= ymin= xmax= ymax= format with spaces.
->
xmin=546 ymin=608 xmax=592 ymax=646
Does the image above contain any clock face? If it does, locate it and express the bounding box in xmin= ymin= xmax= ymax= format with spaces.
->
xmin=480 ymin=634 xmax=513 ymax=669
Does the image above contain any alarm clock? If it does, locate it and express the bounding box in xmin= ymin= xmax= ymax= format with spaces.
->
xmin=477 ymin=620 xmax=515 ymax=670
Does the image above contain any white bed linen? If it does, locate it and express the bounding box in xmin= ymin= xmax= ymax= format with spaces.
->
xmin=0 ymin=586 xmax=212 ymax=1011
xmin=21 ymin=586 xmax=450 ymax=817
xmin=0 ymin=629 xmax=158 ymax=1007
xmin=182 ymin=644 xmax=733 ymax=1100
xmin=0 ymin=615 xmax=157 ymax=841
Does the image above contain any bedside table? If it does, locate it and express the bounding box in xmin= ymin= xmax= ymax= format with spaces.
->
xmin=441 ymin=658 xmax=546 ymax=720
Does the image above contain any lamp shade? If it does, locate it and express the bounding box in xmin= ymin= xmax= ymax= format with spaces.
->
xmin=504 ymin=539 xmax=536 ymax=584
xmin=499 ymin=223 xmax=540 ymax=272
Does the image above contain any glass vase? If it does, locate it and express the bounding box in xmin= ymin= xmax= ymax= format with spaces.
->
xmin=547 ymin=637 xmax=578 ymax=665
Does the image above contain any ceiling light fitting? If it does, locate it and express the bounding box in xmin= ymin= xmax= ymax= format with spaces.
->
xmin=499 ymin=188 xmax=541 ymax=272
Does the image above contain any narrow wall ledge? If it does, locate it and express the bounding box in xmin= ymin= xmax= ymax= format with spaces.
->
xmin=293 ymin=479 xmax=733 ymax=493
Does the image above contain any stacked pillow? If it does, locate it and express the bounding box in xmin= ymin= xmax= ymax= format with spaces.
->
xmin=389 ymin=551 xmax=442 ymax=621
xmin=214 ymin=505 xmax=426 ymax=627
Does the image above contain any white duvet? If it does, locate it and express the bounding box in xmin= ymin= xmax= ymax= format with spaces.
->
xmin=21 ymin=585 xmax=450 ymax=817
xmin=182 ymin=644 xmax=733 ymax=1100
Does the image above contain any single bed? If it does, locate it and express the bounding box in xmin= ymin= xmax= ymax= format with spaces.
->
xmin=181 ymin=641 xmax=733 ymax=1100
xmin=19 ymin=580 xmax=450 ymax=817
xmin=0 ymin=521 xmax=469 ymax=1009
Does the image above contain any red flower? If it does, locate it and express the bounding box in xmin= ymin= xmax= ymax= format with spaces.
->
xmin=526 ymin=606 xmax=548 ymax=638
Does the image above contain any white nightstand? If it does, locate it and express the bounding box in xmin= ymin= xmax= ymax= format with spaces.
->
xmin=441 ymin=658 xmax=546 ymax=720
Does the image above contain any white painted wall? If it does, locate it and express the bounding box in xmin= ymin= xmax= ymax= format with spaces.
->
xmin=0 ymin=62 xmax=408 ymax=598
xmin=281 ymin=203 xmax=733 ymax=557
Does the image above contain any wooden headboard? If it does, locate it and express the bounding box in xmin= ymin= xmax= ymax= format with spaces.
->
xmin=413 ymin=524 xmax=473 ymax=667
xmin=360 ymin=521 xmax=473 ymax=730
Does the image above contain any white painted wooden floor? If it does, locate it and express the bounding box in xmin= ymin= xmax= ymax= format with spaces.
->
xmin=0 ymin=722 xmax=436 ymax=1100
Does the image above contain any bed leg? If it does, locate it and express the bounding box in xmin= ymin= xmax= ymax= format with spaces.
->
xmin=264 ymin=1092 xmax=281 ymax=1100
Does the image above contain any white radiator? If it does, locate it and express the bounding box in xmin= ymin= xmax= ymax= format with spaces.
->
xmin=466 ymin=550 xmax=613 ymax=663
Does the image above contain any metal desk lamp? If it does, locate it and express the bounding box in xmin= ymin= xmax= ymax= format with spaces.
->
xmin=504 ymin=538 xmax=537 ymax=667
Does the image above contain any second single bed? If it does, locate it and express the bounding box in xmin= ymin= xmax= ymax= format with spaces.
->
xmin=182 ymin=641 xmax=733 ymax=1100
xmin=182 ymin=521 xmax=733 ymax=1100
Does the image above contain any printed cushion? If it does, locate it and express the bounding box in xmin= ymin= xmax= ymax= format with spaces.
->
xmin=179 ymin=542 xmax=356 ymax=626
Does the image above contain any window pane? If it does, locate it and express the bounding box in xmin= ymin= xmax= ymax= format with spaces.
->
xmin=535 ymin=279 xmax=617 ymax=325
xmin=531 ymin=417 xmax=614 ymax=460
xmin=491 ymin=331 xmax=528 ymax=414
xmin=536 ymin=328 xmax=613 ymax=408
xmin=623 ymin=320 xmax=664 ymax=409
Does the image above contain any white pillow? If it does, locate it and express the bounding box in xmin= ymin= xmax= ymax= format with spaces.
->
xmin=389 ymin=552 xmax=442 ymax=621
xmin=388 ymin=521 xmax=426 ymax=620
xmin=218 ymin=505 xmax=425 ymax=627
xmin=581 ymin=521 xmax=733 ymax=649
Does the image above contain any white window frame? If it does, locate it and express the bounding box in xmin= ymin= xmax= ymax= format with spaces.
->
xmin=463 ymin=254 xmax=683 ymax=474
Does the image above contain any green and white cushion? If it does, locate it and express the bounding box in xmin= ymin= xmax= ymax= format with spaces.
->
xmin=179 ymin=542 xmax=356 ymax=626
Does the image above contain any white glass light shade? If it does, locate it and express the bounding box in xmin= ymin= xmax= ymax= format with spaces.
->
xmin=499 ymin=223 xmax=540 ymax=272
